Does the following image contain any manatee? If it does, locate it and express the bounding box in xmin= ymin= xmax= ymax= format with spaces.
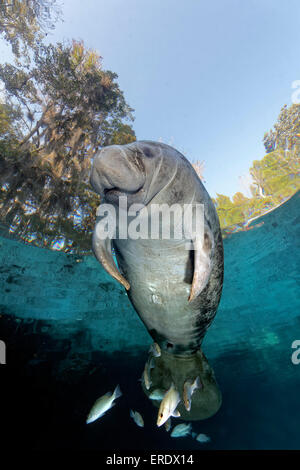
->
xmin=90 ymin=141 xmax=224 ymax=420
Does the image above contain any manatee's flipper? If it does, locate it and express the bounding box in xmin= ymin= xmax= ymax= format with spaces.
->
xmin=92 ymin=219 xmax=130 ymax=290
xmin=189 ymin=222 xmax=214 ymax=302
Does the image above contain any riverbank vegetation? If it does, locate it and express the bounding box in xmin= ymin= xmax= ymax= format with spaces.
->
xmin=212 ymin=104 xmax=300 ymax=232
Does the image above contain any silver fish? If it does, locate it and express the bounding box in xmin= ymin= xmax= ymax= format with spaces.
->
xmin=149 ymin=389 xmax=166 ymax=401
xmin=171 ymin=423 xmax=192 ymax=438
xmin=142 ymin=357 xmax=155 ymax=390
xmin=142 ymin=367 xmax=151 ymax=390
xmin=149 ymin=342 xmax=161 ymax=357
xmin=193 ymin=433 xmax=211 ymax=443
xmin=183 ymin=376 xmax=202 ymax=411
xmin=86 ymin=384 xmax=122 ymax=424
xmin=157 ymin=383 xmax=181 ymax=427
xmin=130 ymin=410 xmax=144 ymax=427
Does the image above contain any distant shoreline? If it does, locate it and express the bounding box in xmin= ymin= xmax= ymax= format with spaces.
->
xmin=222 ymin=190 xmax=299 ymax=237
xmin=245 ymin=193 xmax=295 ymax=227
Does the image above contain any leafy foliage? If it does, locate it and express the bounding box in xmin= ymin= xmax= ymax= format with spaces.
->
xmin=214 ymin=103 xmax=300 ymax=233
xmin=0 ymin=0 xmax=61 ymax=60
xmin=0 ymin=101 xmax=22 ymax=137
xmin=214 ymin=148 xmax=299 ymax=232
xmin=0 ymin=39 xmax=136 ymax=253
xmin=263 ymin=104 xmax=300 ymax=153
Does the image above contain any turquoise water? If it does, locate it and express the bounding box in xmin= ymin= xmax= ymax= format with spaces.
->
xmin=0 ymin=192 xmax=299 ymax=450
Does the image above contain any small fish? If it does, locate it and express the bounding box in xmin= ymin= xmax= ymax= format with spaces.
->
xmin=130 ymin=410 xmax=144 ymax=427
xmin=157 ymin=383 xmax=181 ymax=427
xmin=164 ymin=418 xmax=171 ymax=432
xmin=193 ymin=433 xmax=211 ymax=443
xmin=183 ymin=376 xmax=202 ymax=411
xmin=171 ymin=423 xmax=192 ymax=438
xmin=149 ymin=342 xmax=161 ymax=357
xmin=86 ymin=384 xmax=122 ymax=424
xmin=142 ymin=357 xmax=155 ymax=390
xmin=142 ymin=367 xmax=151 ymax=390
xmin=149 ymin=389 xmax=165 ymax=401
xmin=148 ymin=357 xmax=155 ymax=370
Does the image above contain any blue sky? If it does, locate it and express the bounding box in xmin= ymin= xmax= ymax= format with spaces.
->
xmin=2 ymin=0 xmax=300 ymax=197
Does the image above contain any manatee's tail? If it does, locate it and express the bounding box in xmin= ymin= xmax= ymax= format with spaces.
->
xmin=141 ymin=349 xmax=222 ymax=421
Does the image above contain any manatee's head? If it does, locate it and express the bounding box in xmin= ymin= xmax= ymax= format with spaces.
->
xmin=90 ymin=141 xmax=192 ymax=292
xmin=90 ymin=141 xmax=172 ymax=207
xmin=90 ymin=142 xmax=168 ymax=290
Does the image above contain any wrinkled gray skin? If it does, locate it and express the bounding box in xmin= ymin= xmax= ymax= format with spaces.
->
xmin=90 ymin=141 xmax=224 ymax=356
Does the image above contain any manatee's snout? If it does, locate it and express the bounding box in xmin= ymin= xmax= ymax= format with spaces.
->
xmin=90 ymin=145 xmax=146 ymax=203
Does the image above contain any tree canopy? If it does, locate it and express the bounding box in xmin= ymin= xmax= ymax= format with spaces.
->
xmin=212 ymin=104 xmax=299 ymax=232
xmin=263 ymin=104 xmax=300 ymax=153
xmin=0 ymin=0 xmax=61 ymax=58
xmin=0 ymin=34 xmax=136 ymax=252
xmin=214 ymin=118 xmax=299 ymax=233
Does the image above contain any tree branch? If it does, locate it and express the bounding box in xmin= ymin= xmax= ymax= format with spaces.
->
xmin=19 ymin=103 xmax=52 ymax=148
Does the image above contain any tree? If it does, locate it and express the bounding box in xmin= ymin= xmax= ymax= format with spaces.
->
xmin=0 ymin=0 xmax=61 ymax=58
xmin=0 ymin=101 xmax=22 ymax=138
xmin=232 ymin=191 xmax=249 ymax=206
xmin=263 ymin=104 xmax=300 ymax=154
xmin=214 ymin=145 xmax=300 ymax=232
xmin=250 ymin=149 xmax=300 ymax=203
xmin=109 ymin=122 xmax=136 ymax=145
xmin=213 ymin=194 xmax=235 ymax=228
xmin=0 ymin=40 xmax=136 ymax=253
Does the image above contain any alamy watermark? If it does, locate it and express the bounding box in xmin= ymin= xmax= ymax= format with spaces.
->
xmin=291 ymin=340 xmax=300 ymax=365
xmin=95 ymin=197 xmax=205 ymax=249
xmin=0 ymin=340 xmax=6 ymax=365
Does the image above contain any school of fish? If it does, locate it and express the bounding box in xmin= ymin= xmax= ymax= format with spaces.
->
xmin=85 ymin=343 xmax=210 ymax=444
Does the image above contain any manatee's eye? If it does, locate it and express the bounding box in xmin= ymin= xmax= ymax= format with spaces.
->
xmin=143 ymin=147 xmax=154 ymax=158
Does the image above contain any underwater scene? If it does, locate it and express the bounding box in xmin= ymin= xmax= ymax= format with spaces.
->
xmin=0 ymin=0 xmax=300 ymax=455
xmin=0 ymin=191 xmax=299 ymax=450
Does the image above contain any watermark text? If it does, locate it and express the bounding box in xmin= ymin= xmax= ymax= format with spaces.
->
xmin=291 ymin=340 xmax=300 ymax=365
xmin=0 ymin=340 xmax=6 ymax=365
